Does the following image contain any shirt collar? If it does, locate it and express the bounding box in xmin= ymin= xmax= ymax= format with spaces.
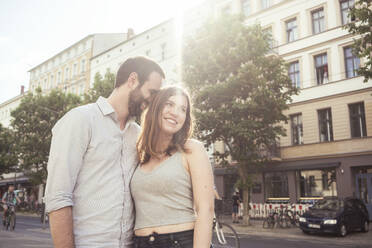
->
xmin=96 ymin=96 xmax=135 ymax=130
xmin=96 ymin=97 xmax=115 ymax=116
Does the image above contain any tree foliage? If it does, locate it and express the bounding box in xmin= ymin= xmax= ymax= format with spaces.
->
xmin=0 ymin=124 xmax=17 ymax=176
xmin=84 ymin=69 xmax=115 ymax=103
xmin=182 ymin=15 xmax=298 ymax=219
xmin=10 ymin=89 xmax=81 ymax=185
xmin=346 ymin=0 xmax=372 ymax=82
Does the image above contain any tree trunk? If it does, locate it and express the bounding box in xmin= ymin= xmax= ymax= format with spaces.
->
xmin=237 ymin=165 xmax=251 ymax=226
xmin=242 ymin=187 xmax=251 ymax=225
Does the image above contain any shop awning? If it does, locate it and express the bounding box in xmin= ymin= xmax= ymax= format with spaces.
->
xmin=264 ymin=161 xmax=341 ymax=172
xmin=214 ymin=167 xmax=238 ymax=176
xmin=0 ymin=176 xmax=30 ymax=186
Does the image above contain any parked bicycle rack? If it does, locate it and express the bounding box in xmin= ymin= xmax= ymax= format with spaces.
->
xmin=249 ymin=203 xmax=312 ymax=218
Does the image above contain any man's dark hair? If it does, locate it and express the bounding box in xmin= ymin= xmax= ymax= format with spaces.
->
xmin=115 ymin=56 xmax=165 ymax=88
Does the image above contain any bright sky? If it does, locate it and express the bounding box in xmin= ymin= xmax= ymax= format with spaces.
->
xmin=0 ymin=0 xmax=201 ymax=104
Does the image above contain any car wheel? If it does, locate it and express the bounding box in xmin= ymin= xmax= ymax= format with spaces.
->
xmin=361 ymin=220 xmax=369 ymax=233
xmin=339 ymin=224 xmax=347 ymax=237
xmin=302 ymin=230 xmax=310 ymax=235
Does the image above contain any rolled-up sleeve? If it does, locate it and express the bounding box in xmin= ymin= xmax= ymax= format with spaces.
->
xmin=45 ymin=108 xmax=91 ymax=213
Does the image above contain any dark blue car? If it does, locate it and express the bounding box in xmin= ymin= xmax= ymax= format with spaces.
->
xmin=299 ymin=197 xmax=370 ymax=237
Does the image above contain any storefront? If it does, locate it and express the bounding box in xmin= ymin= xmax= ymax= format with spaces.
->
xmin=250 ymin=153 xmax=372 ymax=220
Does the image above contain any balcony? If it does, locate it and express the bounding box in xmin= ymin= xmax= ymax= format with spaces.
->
xmin=280 ymin=136 xmax=372 ymax=160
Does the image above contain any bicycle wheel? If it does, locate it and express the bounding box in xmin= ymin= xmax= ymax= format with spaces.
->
xmin=212 ymin=222 xmax=240 ymax=248
xmin=5 ymin=216 xmax=10 ymax=231
xmin=10 ymin=213 xmax=16 ymax=231
xmin=263 ymin=218 xmax=273 ymax=229
xmin=280 ymin=215 xmax=291 ymax=228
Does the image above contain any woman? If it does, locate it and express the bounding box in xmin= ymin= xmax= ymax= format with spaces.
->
xmin=131 ymin=86 xmax=215 ymax=248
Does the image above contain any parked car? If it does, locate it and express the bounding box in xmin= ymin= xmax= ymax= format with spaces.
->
xmin=299 ymin=197 xmax=369 ymax=237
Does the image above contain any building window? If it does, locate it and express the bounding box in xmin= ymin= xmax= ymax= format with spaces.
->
xmin=340 ymin=0 xmax=355 ymax=25
xmin=261 ymin=0 xmax=271 ymax=9
xmin=344 ymin=46 xmax=360 ymax=78
xmin=161 ymin=43 xmax=166 ymax=61
xmin=318 ymin=108 xmax=333 ymax=142
xmin=290 ymin=113 xmax=303 ymax=145
xmin=50 ymin=75 xmax=54 ymax=88
xmin=349 ymin=102 xmax=367 ymax=138
xmin=79 ymin=84 xmax=85 ymax=96
xmin=73 ymin=63 xmax=77 ymax=76
xmin=58 ymin=71 xmax=61 ymax=83
xmin=241 ymin=0 xmax=251 ymax=16
xmin=81 ymin=59 xmax=86 ymax=73
xmin=286 ymin=18 xmax=298 ymax=43
xmin=298 ymin=169 xmax=337 ymax=198
xmin=264 ymin=172 xmax=289 ymax=198
xmin=44 ymin=79 xmax=47 ymax=90
xmin=289 ymin=61 xmax=300 ymax=88
xmin=314 ymin=53 xmax=328 ymax=85
xmin=65 ymin=67 xmax=69 ymax=81
xmin=312 ymin=8 xmax=325 ymax=34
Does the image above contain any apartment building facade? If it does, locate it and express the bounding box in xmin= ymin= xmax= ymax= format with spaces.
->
xmin=90 ymin=21 xmax=180 ymax=87
xmin=28 ymin=33 xmax=127 ymax=96
xmin=89 ymin=2 xmax=219 ymax=88
xmin=213 ymin=0 xmax=372 ymax=219
xmin=0 ymin=87 xmax=25 ymax=128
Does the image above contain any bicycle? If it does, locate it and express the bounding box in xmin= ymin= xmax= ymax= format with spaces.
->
xmin=3 ymin=202 xmax=16 ymax=231
xmin=284 ymin=204 xmax=300 ymax=227
xmin=212 ymin=213 xmax=240 ymax=248
xmin=262 ymin=208 xmax=280 ymax=229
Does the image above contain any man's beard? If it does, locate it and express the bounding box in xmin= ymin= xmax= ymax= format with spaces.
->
xmin=128 ymin=87 xmax=145 ymax=119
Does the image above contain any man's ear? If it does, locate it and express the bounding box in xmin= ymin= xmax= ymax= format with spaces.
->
xmin=127 ymin=72 xmax=139 ymax=90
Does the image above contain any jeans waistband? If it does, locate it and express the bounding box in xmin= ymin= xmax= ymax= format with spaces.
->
xmin=134 ymin=229 xmax=194 ymax=242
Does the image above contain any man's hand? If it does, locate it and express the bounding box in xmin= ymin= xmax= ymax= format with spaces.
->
xmin=49 ymin=206 xmax=75 ymax=248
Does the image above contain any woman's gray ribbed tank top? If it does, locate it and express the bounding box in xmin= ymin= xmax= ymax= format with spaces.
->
xmin=130 ymin=152 xmax=196 ymax=230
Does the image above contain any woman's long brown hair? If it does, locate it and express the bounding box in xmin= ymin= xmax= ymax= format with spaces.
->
xmin=137 ymin=86 xmax=193 ymax=164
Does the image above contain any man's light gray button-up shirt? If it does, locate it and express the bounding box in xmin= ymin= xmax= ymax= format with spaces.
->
xmin=45 ymin=97 xmax=139 ymax=248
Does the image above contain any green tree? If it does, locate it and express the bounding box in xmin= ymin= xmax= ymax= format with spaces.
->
xmin=182 ymin=15 xmax=298 ymax=223
xmin=11 ymin=89 xmax=81 ymax=185
xmin=345 ymin=0 xmax=372 ymax=82
xmin=0 ymin=124 xmax=17 ymax=176
xmin=84 ymin=69 xmax=115 ymax=103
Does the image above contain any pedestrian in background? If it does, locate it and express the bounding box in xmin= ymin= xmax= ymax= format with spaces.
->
xmin=232 ymin=191 xmax=241 ymax=223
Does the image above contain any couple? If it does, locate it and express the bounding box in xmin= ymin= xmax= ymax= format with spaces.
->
xmin=45 ymin=56 xmax=215 ymax=248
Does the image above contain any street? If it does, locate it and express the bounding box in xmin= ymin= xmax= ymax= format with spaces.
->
xmin=0 ymin=214 xmax=371 ymax=248
xmin=0 ymin=214 xmax=52 ymax=248
xmin=238 ymin=233 xmax=372 ymax=248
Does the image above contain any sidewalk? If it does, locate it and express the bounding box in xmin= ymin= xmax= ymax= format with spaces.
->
xmin=220 ymin=215 xmax=372 ymax=246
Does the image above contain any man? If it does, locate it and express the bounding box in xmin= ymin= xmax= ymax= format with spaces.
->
xmin=2 ymin=184 xmax=21 ymax=225
xmin=232 ymin=191 xmax=241 ymax=223
xmin=45 ymin=56 xmax=164 ymax=248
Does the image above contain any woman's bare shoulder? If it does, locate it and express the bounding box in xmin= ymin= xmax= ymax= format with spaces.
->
xmin=184 ymin=139 xmax=205 ymax=152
